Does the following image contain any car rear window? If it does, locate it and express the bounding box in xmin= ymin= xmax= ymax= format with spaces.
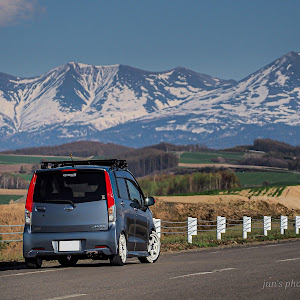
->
xmin=33 ymin=170 xmax=106 ymax=204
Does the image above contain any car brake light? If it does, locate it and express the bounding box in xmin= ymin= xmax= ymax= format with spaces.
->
xmin=25 ymin=173 xmax=37 ymax=212
xmin=105 ymin=171 xmax=115 ymax=222
xmin=25 ymin=173 xmax=37 ymax=225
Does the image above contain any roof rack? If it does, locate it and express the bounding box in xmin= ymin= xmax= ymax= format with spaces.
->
xmin=40 ymin=159 xmax=127 ymax=170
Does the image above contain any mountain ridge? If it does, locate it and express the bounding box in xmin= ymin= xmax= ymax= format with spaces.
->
xmin=0 ymin=51 xmax=299 ymax=150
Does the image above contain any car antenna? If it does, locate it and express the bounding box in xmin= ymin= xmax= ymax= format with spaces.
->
xmin=70 ymin=153 xmax=74 ymax=167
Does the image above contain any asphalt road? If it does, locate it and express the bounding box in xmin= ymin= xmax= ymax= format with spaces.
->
xmin=1 ymin=240 xmax=300 ymax=299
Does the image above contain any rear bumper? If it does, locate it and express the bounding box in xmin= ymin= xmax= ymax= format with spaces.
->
xmin=23 ymin=223 xmax=117 ymax=259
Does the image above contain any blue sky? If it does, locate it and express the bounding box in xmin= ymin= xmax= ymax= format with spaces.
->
xmin=0 ymin=0 xmax=299 ymax=80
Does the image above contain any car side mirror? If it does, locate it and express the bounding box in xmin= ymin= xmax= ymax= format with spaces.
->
xmin=144 ymin=197 xmax=155 ymax=207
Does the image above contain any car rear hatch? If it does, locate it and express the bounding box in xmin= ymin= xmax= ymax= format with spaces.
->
xmin=31 ymin=169 xmax=109 ymax=233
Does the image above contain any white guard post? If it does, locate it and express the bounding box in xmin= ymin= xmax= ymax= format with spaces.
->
xmin=153 ymin=218 xmax=161 ymax=239
xmin=243 ymin=216 xmax=251 ymax=239
xmin=187 ymin=217 xmax=197 ymax=243
xmin=295 ymin=216 xmax=300 ymax=234
xmin=280 ymin=215 xmax=288 ymax=235
xmin=217 ymin=216 xmax=226 ymax=240
xmin=263 ymin=216 xmax=271 ymax=236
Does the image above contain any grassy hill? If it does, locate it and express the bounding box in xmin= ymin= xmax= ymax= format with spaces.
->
xmin=179 ymin=151 xmax=245 ymax=164
xmin=1 ymin=141 xmax=132 ymax=157
xmin=236 ymin=171 xmax=300 ymax=187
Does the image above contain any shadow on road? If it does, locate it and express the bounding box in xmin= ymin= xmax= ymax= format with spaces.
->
xmin=0 ymin=259 xmax=140 ymax=271
xmin=0 ymin=261 xmax=26 ymax=271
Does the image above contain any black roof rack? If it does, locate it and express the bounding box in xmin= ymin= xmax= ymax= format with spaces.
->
xmin=41 ymin=159 xmax=127 ymax=170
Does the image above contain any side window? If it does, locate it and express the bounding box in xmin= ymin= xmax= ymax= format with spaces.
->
xmin=126 ymin=180 xmax=143 ymax=205
xmin=116 ymin=177 xmax=129 ymax=200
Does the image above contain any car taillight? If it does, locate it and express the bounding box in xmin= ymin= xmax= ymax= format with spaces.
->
xmin=25 ymin=173 xmax=37 ymax=225
xmin=105 ymin=171 xmax=115 ymax=222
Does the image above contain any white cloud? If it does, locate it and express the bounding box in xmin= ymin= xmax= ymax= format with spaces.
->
xmin=0 ymin=0 xmax=44 ymax=27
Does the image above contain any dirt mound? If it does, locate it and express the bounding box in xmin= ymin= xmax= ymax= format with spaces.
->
xmin=152 ymin=198 xmax=296 ymax=222
xmin=153 ymin=186 xmax=300 ymax=221
xmin=275 ymin=185 xmax=300 ymax=209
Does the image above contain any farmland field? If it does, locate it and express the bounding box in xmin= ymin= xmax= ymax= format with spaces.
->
xmin=0 ymin=195 xmax=24 ymax=205
xmin=236 ymin=171 xmax=300 ymax=187
xmin=0 ymin=154 xmax=75 ymax=165
xmin=179 ymin=151 xmax=245 ymax=164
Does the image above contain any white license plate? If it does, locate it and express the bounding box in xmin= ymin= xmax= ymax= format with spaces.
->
xmin=59 ymin=240 xmax=80 ymax=252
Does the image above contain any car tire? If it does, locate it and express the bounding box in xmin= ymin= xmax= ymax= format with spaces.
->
xmin=138 ymin=231 xmax=160 ymax=263
xmin=110 ymin=233 xmax=127 ymax=266
xmin=25 ymin=257 xmax=43 ymax=269
xmin=58 ymin=255 xmax=78 ymax=267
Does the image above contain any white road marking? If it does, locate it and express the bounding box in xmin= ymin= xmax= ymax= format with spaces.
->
xmin=46 ymin=294 xmax=88 ymax=300
xmin=210 ymin=251 xmax=220 ymax=254
xmin=0 ymin=268 xmax=67 ymax=278
xmin=264 ymin=244 xmax=282 ymax=248
xmin=169 ymin=267 xmax=236 ymax=279
xmin=276 ymin=257 xmax=300 ymax=262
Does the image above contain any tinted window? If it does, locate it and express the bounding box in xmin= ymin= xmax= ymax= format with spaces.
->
xmin=33 ymin=170 xmax=106 ymax=204
xmin=126 ymin=180 xmax=143 ymax=205
xmin=116 ymin=177 xmax=129 ymax=200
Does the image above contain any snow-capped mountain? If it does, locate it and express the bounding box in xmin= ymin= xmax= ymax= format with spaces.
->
xmin=0 ymin=52 xmax=299 ymax=150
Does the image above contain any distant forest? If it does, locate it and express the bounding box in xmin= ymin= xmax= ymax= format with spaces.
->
xmin=1 ymin=141 xmax=131 ymax=157
xmin=138 ymin=171 xmax=240 ymax=196
xmin=2 ymin=141 xmax=187 ymax=177
xmin=223 ymin=139 xmax=300 ymax=171
xmin=118 ymin=148 xmax=179 ymax=177
xmin=0 ymin=174 xmax=28 ymax=189
xmin=2 ymin=139 xmax=299 ymax=177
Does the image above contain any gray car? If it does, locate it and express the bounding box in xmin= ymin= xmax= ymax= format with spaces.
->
xmin=23 ymin=159 xmax=160 ymax=268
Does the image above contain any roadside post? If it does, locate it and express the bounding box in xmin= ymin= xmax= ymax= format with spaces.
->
xmin=187 ymin=217 xmax=197 ymax=243
xmin=153 ymin=218 xmax=161 ymax=239
xmin=296 ymin=216 xmax=300 ymax=234
xmin=243 ymin=216 xmax=251 ymax=239
xmin=280 ymin=216 xmax=288 ymax=235
xmin=217 ymin=216 xmax=226 ymax=240
xmin=263 ymin=216 xmax=271 ymax=236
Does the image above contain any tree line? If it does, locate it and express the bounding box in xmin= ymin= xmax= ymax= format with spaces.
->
xmin=0 ymin=174 xmax=28 ymax=189
xmin=223 ymin=139 xmax=300 ymax=171
xmin=138 ymin=171 xmax=241 ymax=196
xmin=119 ymin=149 xmax=179 ymax=177
xmin=252 ymin=139 xmax=300 ymax=156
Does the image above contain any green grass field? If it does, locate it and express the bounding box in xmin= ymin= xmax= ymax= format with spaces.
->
xmin=236 ymin=172 xmax=300 ymax=187
xmin=0 ymin=154 xmax=75 ymax=165
xmin=18 ymin=174 xmax=33 ymax=181
xmin=179 ymin=151 xmax=245 ymax=164
xmin=0 ymin=195 xmax=24 ymax=205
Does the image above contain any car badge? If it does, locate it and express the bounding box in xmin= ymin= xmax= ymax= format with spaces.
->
xmin=64 ymin=205 xmax=74 ymax=212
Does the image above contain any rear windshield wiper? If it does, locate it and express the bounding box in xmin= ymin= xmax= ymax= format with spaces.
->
xmin=44 ymin=199 xmax=76 ymax=208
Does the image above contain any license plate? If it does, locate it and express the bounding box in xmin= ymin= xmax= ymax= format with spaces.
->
xmin=59 ymin=240 xmax=80 ymax=252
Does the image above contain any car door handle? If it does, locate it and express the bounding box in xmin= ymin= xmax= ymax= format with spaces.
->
xmin=35 ymin=206 xmax=46 ymax=212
